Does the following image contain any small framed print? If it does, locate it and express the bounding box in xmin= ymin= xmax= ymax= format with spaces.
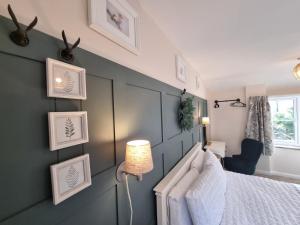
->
xmin=48 ymin=111 xmax=89 ymax=151
xmin=46 ymin=58 xmax=87 ymax=100
xmin=196 ymin=75 xmax=200 ymax=89
xmin=51 ymin=154 xmax=92 ymax=205
xmin=88 ymin=0 xmax=140 ymax=54
xmin=176 ymin=55 xmax=187 ymax=83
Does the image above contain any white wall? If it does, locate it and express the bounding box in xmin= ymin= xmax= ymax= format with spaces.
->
xmin=270 ymin=148 xmax=300 ymax=178
xmin=208 ymin=88 xmax=247 ymax=156
xmin=0 ymin=0 xmax=206 ymax=98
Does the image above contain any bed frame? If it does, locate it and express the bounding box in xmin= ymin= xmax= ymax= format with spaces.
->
xmin=153 ymin=142 xmax=204 ymax=225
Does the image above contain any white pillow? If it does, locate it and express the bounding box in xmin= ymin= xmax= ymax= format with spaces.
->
xmin=185 ymin=159 xmax=227 ymax=225
xmin=205 ymin=151 xmax=224 ymax=173
xmin=190 ymin=149 xmax=205 ymax=172
xmin=168 ymin=168 xmax=199 ymax=225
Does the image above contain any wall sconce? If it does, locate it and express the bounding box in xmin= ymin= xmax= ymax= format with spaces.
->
xmin=117 ymin=140 xmax=153 ymax=181
xmin=116 ymin=140 xmax=153 ymax=225
xmin=201 ymin=117 xmax=210 ymax=149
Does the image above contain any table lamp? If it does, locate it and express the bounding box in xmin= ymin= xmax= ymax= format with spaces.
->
xmin=202 ymin=117 xmax=210 ymax=149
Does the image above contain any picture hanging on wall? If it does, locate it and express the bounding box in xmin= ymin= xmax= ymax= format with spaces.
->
xmin=46 ymin=58 xmax=87 ymax=100
xmin=51 ymin=154 xmax=92 ymax=205
xmin=88 ymin=0 xmax=140 ymax=54
xmin=196 ymin=75 xmax=200 ymax=89
xmin=176 ymin=55 xmax=187 ymax=83
xmin=48 ymin=111 xmax=89 ymax=151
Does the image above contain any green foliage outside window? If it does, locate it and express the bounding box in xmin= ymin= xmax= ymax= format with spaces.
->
xmin=272 ymin=108 xmax=295 ymax=141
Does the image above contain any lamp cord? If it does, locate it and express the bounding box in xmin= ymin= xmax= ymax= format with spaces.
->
xmin=125 ymin=174 xmax=133 ymax=225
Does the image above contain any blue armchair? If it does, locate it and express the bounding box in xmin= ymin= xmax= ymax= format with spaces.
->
xmin=224 ymin=138 xmax=263 ymax=175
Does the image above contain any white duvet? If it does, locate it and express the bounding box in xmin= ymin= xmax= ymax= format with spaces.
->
xmin=221 ymin=171 xmax=300 ymax=225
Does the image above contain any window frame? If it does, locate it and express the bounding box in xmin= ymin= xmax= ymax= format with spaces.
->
xmin=269 ymin=95 xmax=300 ymax=149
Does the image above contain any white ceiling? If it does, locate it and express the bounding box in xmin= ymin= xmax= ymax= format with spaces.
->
xmin=139 ymin=0 xmax=300 ymax=92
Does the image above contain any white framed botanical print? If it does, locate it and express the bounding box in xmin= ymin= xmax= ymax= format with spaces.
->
xmin=48 ymin=111 xmax=89 ymax=151
xmin=88 ymin=0 xmax=140 ymax=54
xmin=46 ymin=58 xmax=87 ymax=100
xmin=51 ymin=154 xmax=92 ymax=205
xmin=176 ymin=55 xmax=187 ymax=83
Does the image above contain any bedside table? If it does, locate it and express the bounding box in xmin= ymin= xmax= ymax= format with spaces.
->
xmin=204 ymin=141 xmax=226 ymax=166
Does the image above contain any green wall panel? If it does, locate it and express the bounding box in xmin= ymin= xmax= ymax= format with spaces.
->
xmin=82 ymin=75 xmax=115 ymax=175
xmin=0 ymin=53 xmax=56 ymax=220
xmin=0 ymin=16 xmax=207 ymax=225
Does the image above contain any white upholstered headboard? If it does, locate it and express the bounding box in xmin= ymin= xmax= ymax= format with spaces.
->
xmin=153 ymin=142 xmax=204 ymax=225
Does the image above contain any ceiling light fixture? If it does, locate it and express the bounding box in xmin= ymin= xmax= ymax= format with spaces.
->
xmin=293 ymin=58 xmax=300 ymax=80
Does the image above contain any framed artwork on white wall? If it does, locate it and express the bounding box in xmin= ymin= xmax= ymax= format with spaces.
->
xmin=88 ymin=0 xmax=140 ymax=54
xmin=46 ymin=58 xmax=87 ymax=100
xmin=51 ymin=154 xmax=92 ymax=205
xmin=196 ymin=75 xmax=200 ymax=89
xmin=176 ymin=55 xmax=187 ymax=83
xmin=48 ymin=111 xmax=89 ymax=151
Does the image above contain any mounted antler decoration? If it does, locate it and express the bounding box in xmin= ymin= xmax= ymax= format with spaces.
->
xmin=60 ymin=30 xmax=80 ymax=62
xmin=7 ymin=4 xmax=38 ymax=46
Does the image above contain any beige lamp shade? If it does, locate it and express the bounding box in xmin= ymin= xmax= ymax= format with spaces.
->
xmin=293 ymin=63 xmax=300 ymax=80
xmin=202 ymin=117 xmax=210 ymax=125
xmin=125 ymin=140 xmax=153 ymax=175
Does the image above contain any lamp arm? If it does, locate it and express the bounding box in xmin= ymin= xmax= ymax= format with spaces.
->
xmin=116 ymin=161 xmax=143 ymax=182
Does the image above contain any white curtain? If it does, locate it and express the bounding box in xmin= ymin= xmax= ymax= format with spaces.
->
xmin=245 ymin=96 xmax=274 ymax=156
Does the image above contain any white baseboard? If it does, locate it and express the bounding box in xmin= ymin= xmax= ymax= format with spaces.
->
xmin=256 ymin=170 xmax=300 ymax=180
xmin=255 ymin=170 xmax=272 ymax=176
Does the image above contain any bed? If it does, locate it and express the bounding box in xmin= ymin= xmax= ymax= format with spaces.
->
xmin=154 ymin=142 xmax=300 ymax=225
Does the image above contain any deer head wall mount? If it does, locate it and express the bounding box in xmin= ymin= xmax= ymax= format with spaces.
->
xmin=7 ymin=4 xmax=38 ymax=47
xmin=60 ymin=30 xmax=80 ymax=62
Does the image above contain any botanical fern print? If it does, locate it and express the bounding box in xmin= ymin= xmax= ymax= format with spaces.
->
xmin=63 ymin=72 xmax=74 ymax=93
xmin=65 ymin=165 xmax=80 ymax=188
xmin=65 ymin=117 xmax=75 ymax=139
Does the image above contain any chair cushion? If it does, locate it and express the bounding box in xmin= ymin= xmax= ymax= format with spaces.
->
xmin=224 ymin=157 xmax=255 ymax=175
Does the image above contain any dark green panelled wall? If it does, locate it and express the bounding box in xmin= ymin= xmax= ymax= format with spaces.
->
xmin=0 ymin=16 xmax=207 ymax=225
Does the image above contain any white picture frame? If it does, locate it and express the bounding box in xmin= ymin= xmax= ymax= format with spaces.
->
xmin=88 ymin=0 xmax=140 ymax=54
xmin=46 ymin=58 xmax=87 ymax=100
xmin=176 ymin=55 xmax=187 ymax=83
xmin=51 ymin=154 xmax=92 ymax=205
xmin=196 ymin=75 xmax=200 ymax=89
xmin=48 ymin=111 xmax=89 ymax=151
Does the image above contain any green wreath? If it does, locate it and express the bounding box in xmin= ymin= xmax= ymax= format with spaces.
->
xmin=178 ymin=97 xmax=195 ymax=131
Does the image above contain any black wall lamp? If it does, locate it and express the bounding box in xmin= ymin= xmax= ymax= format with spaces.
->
xmin=214 ymin=98 xmax=246 ymax=108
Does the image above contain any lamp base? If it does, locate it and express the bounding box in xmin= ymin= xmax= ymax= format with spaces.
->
xmin=202 ymin=126 xmax=207 ymax=150
xmin=116 ymin=162 xmax=143 ymax=182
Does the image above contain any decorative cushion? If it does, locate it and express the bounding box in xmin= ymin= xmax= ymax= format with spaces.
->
xmin=168 ymin=168 xmax=199 ymax=225
xmin=190 ymin=149 xmax=205 ymax=172
xmin=185 ymin=152 xmax=227 ymax=225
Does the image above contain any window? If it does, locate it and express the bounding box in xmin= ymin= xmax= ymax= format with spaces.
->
xmin=269 ymin=96 xmax=299 ymax=148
